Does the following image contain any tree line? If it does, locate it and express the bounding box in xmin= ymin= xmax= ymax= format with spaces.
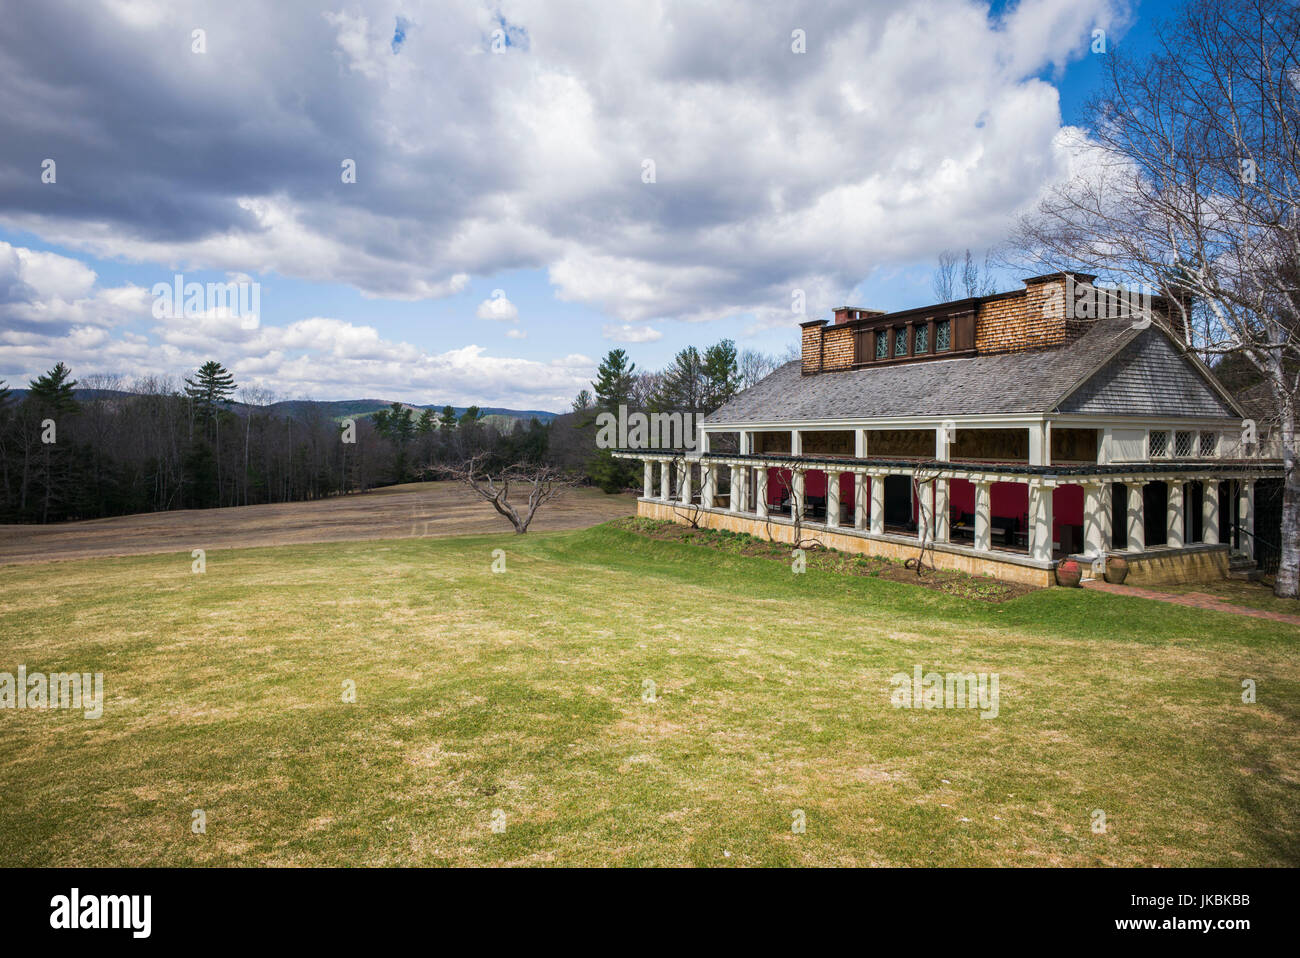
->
xmin=0 ymin=361 xmax=545 ymax=523
xmin=570 ymin=338 xmax=795 ymax=493
xmin=0 ymin=336 xmax=788 ymax=522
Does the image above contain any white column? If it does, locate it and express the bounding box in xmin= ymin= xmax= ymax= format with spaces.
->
xmin=756 ymin=467 xmax=769 ymax=519
xmin=1201 ymin=478 xmax=1219 ymax=544
xmin=681 ymin=461 xmax=693 ymax=504
xmin=855 ymin=429 xmax=867 ymax=459
xmin=826 ymin=471 xmax=840 ymax=528
xmin=934 ymin=479 xmax=949 ymax=543
xmin=974 ymin=481 xmax=992 ymax=551
xmin=739 ymin=431 xmax=751 ymax=455
xmin=1166 ymin=481 xmax=1185 ymax=548
xmin=1100 ymin=482 xmax=1112 ymax=549
xmin=1238 ymin=479 xmax=1255 ymax=557
xmin=854 ymin=474 xmax=868 ymax=530
xmin=1029 ymin=482 xmax=1054 ymax=561
xmin=1029 ymin=422 xmax=1049 ymax=466
xmin=792 ymin=469 xmax=806 ymax=519
xmin=1083 ymin=482 xmax=1106 ymax=557
xmin=659 ymin=461 xmax=670 ymax=501
xmin=1126 ymin=482 xmax=1145 ymax=552
xmin=643 ymin=460 xmax=653 ymax=499
xmin=700 ymin=464 xmax=713 ymax=507
xmin=918 ymin=482 xmax=935 ymax=542
xmin=870 ymin=474 xmax=885 ymax=535
xmin=730 ymin=466 xmax=745 ymax=513
xmin=791 ymin=430 xmax=802 ymax=456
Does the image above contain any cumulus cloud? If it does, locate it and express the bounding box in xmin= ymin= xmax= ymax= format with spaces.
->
xmin=476 ymin=290 xmax=519 ymax=322
xmin=0 ymin=241 xmax=151 ymax=334
xmin=0 ymin=0 xmax=1130 ymax=326
xmin=0 ymin=242 xmax=590 ymax=407
xmin=602 ymin=322 xmax=662 ymax=343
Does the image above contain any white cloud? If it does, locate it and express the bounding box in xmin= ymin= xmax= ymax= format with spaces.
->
xmin=505 ymin=328 xmax=527 ymax=339
xmin=476 ymin=289 xmax=519 ymax=322
xmin=0 ymin=239 xmax=590 ymax=407
xmin=0 ymin=0 xmax=1132 ymax=324
xmin=602 ymin=322 xmax=662 ymax=343
xmin=0 ymin=241 xmax=151 ymax=332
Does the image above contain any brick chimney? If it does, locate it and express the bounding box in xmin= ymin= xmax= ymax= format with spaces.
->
xmin=832 ymin=306 xmax=886 ymax=325
xmin=976 ymin=273 xmax=1096 ymax=355
xmin=801 ymin=319 xmax=827 ymax=373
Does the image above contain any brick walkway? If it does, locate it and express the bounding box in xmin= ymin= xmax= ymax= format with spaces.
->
xmin=1081 ymin=579 xmax=1300 ymax=626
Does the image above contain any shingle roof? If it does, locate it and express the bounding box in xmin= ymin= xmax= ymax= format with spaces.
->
xmin=704 ymin=319 xmax=1226 ymax=424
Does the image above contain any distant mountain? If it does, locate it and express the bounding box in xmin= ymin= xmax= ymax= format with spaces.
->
xmin=266 ymin=399 xmax=559 ymax=424
xmin=4 ymin=389 xmax=560 ymax=424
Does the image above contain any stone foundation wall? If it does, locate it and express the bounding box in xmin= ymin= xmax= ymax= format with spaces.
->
xmin=637 ymin=499 xmax=1055 ymax=587
xmin=1116 ymin=546 xmax=1229 ymax=587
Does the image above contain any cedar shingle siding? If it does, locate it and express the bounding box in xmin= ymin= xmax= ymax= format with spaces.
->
xmin=1058 ymin=328 xmax=1236 ymax=418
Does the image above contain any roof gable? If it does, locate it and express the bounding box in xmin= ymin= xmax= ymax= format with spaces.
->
xmin=1056 ymin=326 xmax=1238 ymax=418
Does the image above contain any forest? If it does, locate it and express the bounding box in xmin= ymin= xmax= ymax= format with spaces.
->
xmin=0 ymin=340 xmax=789 ymax=523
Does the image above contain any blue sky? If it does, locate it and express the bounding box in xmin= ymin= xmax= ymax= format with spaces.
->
xmin=0 ymin=0 xmax=1180 ymax=410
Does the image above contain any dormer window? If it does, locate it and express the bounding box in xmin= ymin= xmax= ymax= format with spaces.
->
xmin=849 ymin=310 xmax=973 ymax=366
xmin=935 ymin=319 xmax=951 ymax=352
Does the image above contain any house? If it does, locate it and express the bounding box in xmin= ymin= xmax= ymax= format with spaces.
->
xmin=615 ymin=273 xmax=1285 ymax=587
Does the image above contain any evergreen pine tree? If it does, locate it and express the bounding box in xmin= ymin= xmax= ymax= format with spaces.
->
xmin=183 ymin=361 xmax=237 ymax=426
xmin=592 ymin=349 xmax=636 ymax=410
xmin=702 ymin=339 xmax=740 ymax=412
xmin=28 ymin=362 xmax=80 ymax=415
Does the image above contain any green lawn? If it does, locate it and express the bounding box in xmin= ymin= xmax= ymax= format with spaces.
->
xmin=1 ymin=523 xmax=1297 ymax=866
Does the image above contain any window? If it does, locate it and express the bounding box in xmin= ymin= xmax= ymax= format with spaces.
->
xmin=914 ymin=323 xmax=929 ymax=353
xmin=1147 ymin=430 xmax=1169 ymax=458
xmin=935 ymin=319 xmax=951 ymax=351
xmin=894 ymin=327 xmax=907 ymax=357
xmin=1199 ymin=431 xmax=1218 ymax=457
xmin=875 ymin=330 xmax=888 ymax=360
xmin=1174 ymin=430 xmax=1195 ymax=458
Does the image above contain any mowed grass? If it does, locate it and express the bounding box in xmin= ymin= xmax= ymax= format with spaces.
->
xmin=0 ymin=523 xmax=1297 ymax=867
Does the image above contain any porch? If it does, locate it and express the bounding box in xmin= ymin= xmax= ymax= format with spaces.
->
xmin=621 ymin=450 xmax=1279 ymax=587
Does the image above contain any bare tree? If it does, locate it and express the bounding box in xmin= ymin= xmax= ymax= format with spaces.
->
xmin=905 ymin=464 xmax=947 ymax=575
xmin=663 ymin=454 xmax=704 ymax=528
xmin=630 ymin=371 xmax=663 ymax=409
xmin=961 ymin=249 xmax=998 ymax=297
xmin=933 ymin=249 xmax=959 ymax=301
xmin=1009 ymin=0 xmax=1299 ymax=597
xmin=448 ymin=454 xmax=574 ymax=533
xmin=738 ymin=349 xmax=782 ymax=389
xmin=759 ymin=466 xmax=822 ymax=550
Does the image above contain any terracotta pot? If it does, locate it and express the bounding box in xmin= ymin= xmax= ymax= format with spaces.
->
xmin=1055 ymin=559 xmax=1082 ymax=588
xmin=1104 ymin=556 xmax=1129 ymax=585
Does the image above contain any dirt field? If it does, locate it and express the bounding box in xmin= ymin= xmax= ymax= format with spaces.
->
xmin=0 ymin=482 xmax=637 ymax=565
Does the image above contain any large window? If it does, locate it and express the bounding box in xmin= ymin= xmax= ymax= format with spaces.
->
xmin=852 ymin=312 xmax=972 ymax=364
